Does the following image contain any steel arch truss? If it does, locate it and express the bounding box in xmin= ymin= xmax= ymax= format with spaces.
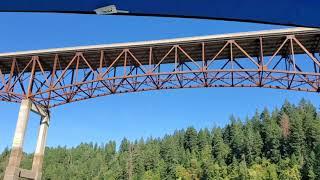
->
xmin=0 ymin=34 xmax=320 ymax=108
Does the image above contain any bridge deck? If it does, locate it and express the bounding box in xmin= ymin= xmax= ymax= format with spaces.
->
xmin=0 ymin=27 xmax=319 ymax=74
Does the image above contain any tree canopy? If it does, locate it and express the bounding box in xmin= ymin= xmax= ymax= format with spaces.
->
xmin=1 ymin=99 xmax=320 ymax=179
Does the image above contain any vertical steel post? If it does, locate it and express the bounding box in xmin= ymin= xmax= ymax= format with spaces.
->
xmin=4 ymin=99 xmax=32 ymax=180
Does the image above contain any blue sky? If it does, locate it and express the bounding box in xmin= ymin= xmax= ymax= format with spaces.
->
xmin=0 ymin=13 xmax=319 ymax=153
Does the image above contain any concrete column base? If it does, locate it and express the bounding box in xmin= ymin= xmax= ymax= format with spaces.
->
xmin=3 ymin=167 xmax=20 ymax=180
xmin=4 ymin=147 xmax=23 ymax=180
xmin=32 ymin=154 xmax=45 ymax=180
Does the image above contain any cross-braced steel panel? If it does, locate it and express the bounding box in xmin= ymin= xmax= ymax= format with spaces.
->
xmin=0 ymin=28 xmax=320 ymax=108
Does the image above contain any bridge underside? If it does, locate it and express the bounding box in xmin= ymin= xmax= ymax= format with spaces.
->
xmin=1 ymin=28 xmax=320 ymax=107
xmin=0 ymin=28 xmax=320 ymax=108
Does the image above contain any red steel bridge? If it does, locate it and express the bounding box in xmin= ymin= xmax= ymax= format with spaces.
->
xmin=3 ymin=27 xmax=320 ymax=179
xmin=1 ymin=28 xmax=320 ymax=108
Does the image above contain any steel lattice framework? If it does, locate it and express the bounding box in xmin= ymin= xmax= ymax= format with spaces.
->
xmin=0 ymin=28 xmax=320 ymax=108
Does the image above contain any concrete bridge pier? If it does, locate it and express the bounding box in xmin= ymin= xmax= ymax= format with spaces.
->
xmin=4 ymin=99 xmax=31 ymax=180
xmin=32 ymin=114 xmax=50 ymax=180
xmin=4 ymin=99 xmax=50 ymax=180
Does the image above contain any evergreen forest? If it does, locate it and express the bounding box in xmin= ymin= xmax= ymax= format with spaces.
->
xmin=1 ymin=99 xmax=320 ymax=179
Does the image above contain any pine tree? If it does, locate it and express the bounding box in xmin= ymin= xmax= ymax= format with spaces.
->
xmin=105 ymin=140 xmax=116 ymax=163
xmin=280 ymin=112 xmax=290 ymax=139
xmin=160 ymin=136 xmax=179 ymax=179
xmin=299 ymin=100 xmax=320 ymax=151
xmin=212 ymin=128 xmax=230 ymax=165
xmin=288 ymin=110 xmax=305 ymax=158
xmin=302 ymin=151 xmax=316 ymax=180
xmin=314 ymin=144 xmax=320 ymax=179
xmin=261 ymin=108 xmax=281 ymax=162
xmin=184 ymin=127 xmax=198 ymax=153
xmin=144 ymin=138 xmax=161 ymax=171
xmin=119 ymin=137 xmax=130 ymax=153
xmin=228 ymin=116 xmax=245 ymax=160
xmin=244 ymin=119 xmax=263 ymax=164
xmin=197 ymin=128 xmax=210 ymax=152
xmin=279 ymin=112 xmax=290 ymax=158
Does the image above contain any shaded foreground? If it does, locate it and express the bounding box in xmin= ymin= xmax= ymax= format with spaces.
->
xmin=1 ymin=100 xmax=320 ymax=179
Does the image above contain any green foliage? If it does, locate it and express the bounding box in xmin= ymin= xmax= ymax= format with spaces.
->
xmin=261 ymin=108 xmax=282 ymax=163
xmin=184 ymin=127 xmax=198 ymax=153
xmin=1 ymin=99 xmax=320 ymax=179
xmin=0 ymin=147 xmax=10 ymax=178
xmin=244 ymin=119 xmax=263 ymax=164
xmin=212 ymin=128 xmax=230 ymax=165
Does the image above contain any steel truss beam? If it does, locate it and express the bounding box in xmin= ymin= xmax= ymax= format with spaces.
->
xmin=0 ymin=30 xmax=320 ymax=108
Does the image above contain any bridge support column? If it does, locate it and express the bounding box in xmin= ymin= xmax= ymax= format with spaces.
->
xmin=4 ymin=99 xmax=50 ymax=180
xmin=4 ymin=99 xmax=32 ymax=180
xmin=32 ymin=114 xmax=50 ymax=180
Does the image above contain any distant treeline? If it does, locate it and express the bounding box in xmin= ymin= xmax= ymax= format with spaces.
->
xmin=1 ymin=99 xmax=320 ymax=179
